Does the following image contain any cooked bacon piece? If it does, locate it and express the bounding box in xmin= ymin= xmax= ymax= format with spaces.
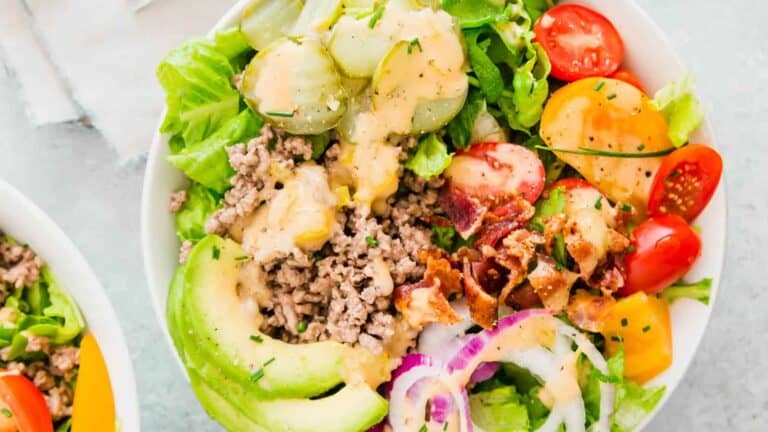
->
xmin=439 ymin=182 xmax=488 ymax=239
xmin=471 ymin=256 xmax=507 ymax=295
xmin=394 ymin=278 xmax=461 ymax=328
xmin=542 ymin=213 xmax=566 ymax=254
xmin=419 ymin=249 xmax=463 ymax=297
xmin=504 ymin=283 xmax=542 ymax=310
xmin=565 ymin=208 xmax=630 ymax=280
xmin=476 ymin=196 xmax=535 ymax=248
xmin=528 ymin=254 xmax=579 ymax=313
xmin=497 ymin=229 xmax=544 ymax=305
xmin=588 ymin=252 xmax=628 ymax=295
xmin=462 ymin=259 xmax=498 ymax=329
xmin=475 ymin=220 xmax=520 ymax=248
xmin=566 ymin=290 xmax=615 ymax=332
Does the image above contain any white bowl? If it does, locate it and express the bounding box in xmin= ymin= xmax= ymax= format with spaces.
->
xmin=0 ymin=179 xmax=140 ymax=431
xmin=141 ymin=0 xmax=727 ymax=430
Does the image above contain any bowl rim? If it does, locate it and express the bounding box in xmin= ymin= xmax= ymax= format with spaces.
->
xmin=141 ymin=1 xmax=727 ymax=430
xmin=0 ymin=178 xmax=140 ymax=431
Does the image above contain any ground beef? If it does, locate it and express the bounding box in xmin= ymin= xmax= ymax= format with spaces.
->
xmin=256 ymin=169 xmax=441 ymax=354
xmin=178 ymin=240 xmax=193 ymax=264
xmin=0 ymin=235 xmax=44 ymax=294
xmin=4 ymin=344 xmax=79 ymax=421
xmin=168 ymin=190 xmax=188 ymax=212
xmin=204 ymin=125 xmax=307 ymax=236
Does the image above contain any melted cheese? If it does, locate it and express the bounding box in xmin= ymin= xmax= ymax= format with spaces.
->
xmin=242 ymin=164 xmax=337 ymax=263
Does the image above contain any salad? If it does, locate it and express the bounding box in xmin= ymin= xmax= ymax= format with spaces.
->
xmin=157 ymin=1 xmax=723 ymax=431
xmin=0 ymin=233 xmax=115 ymax=432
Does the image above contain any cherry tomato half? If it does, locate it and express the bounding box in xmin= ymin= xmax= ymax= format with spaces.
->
xmin=620 ymin=214 xmax=702 ymax=296
xmin=0 ymin=372 xmax=53 ymax=432
xmin=446 ymin=142 xmax=546 ymax=203
xmin=648 ymin=144 xmax=723 ymax=222
xmin=534 ymin=4 xmax=624 ymax=81
xmin=610 ymin=69 xmax=646 ymax=93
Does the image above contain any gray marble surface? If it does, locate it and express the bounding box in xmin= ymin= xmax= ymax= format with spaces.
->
xmin=0 ymin=0 xmax=765 ymax=430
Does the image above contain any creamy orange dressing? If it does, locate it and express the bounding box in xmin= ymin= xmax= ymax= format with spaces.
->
xmin=241 ymin=164 xmax=337 ymax=263
xmin=332 ymin=0 xmax=468 ymax=210
xmin=538 ymin=351 xmax=582 ymax=409
xmin=248 ymin=40 xmax=301 ymax=113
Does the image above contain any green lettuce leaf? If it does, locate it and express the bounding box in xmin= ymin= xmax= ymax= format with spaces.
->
xmin=212 ymin=27 xmax=254 ymax=71
xmin=499 ymin=42 xmax=551 ymax=133
xmin=41 ymin=267 xmax=85 ymax=345
xmin=469 ymin=386 xmax=530 ymax=432
xmin=651 ymin=75 xmax=704 ymax=147
xmin=175 ymin=184 xmax=221 ymax=242
xmin=465 ymin=29 xmax=505 ymax=103
xmin=522 ymin=0 xmax=554 ymax=22
xmin=157 ymin=29 xmax=248 ymax=148
xmin=661 ymin=278 xmax=712 ymax=305
xmin=583 ymin=346 xmax=667 ymax=431
xmin=309 ymin=131 xmax=331 ymax=160
xmin=442 ymin=0 xmax=508 ymax=28
xmin=168 ymin=110 xmax=264 ymax=193
xmin=405 ymin=133 xmax=453 ymax=179
xmin=528 ymin=185 xmax=566 ymax=231
xmin=446 ymin=88 xmax=485 ymax=150
xmin=431 ymin=224 xmax=475 ymax=252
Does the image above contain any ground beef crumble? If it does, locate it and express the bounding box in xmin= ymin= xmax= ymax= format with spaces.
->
xmin=0 ymin=236 xmax=80 ymax=422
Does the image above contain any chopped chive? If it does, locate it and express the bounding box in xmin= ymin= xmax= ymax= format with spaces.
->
xmin=535 ymin=145 xmax=675 ymax=158
xmin=407 ymin=38 xmax=423 ymax=54
xmin=235 ymin=255 xmax=250 ymax=261
xmin=444 ymin=422 xmax=449 ymax=431
xmin=419 ymin=425 xmax=428 ymax=432
xmin=1 ymin=408 xmax=11 ymax=418
xmin=594 ymin=80 xmax=606 ymax=91
xmin=368 ymin=5 xmax=385 ymax=28
xmin=627 ymin=245 xmax=636 ymax=253
xmin=555 ymin=262 xmax=565 ymax=271
xmin=607 ymin=93 xmax=617 ymax=100
xmin=642 ymin=325 xmax=652 ymax=333
xmin=250 ymin=334 xmax=263 ymax=343
xmin=297 ymin=320 xmax=308 ymax=333
xmin=637 ymin=144 xmax=646 ymax=151
xmin=212 ymin=246 xmax=220 ymax=260
xmin=621 ymin=318 xmax=629 ymax=327
xmin=265 ymin=110 xmax=295 ymax=118
xmin=611 ymin=335 xmax=623 ymax=342
xmin=467 ymin=75 xmax=480 ymax=87
xmin=365 ymin=235 xmax=379 ymax=247
xmin=313 ymin=251 xmax=325 ymax=260
xmin=621 ymin=203 xmax=633 ymax=212
xmin=250 ymin=357 xmax=276 ymax=382
xmin=594 ymin=197 xmax=603 ymax=210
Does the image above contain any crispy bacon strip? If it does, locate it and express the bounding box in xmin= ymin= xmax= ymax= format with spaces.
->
xmin=497 ymin=229 xmax=544 ymax=305
xmin=394 ymin=278 xmax=461 ymax=329
xmin=420 ymin=249 xmax=463 ymax=297
xmin=462 ymin=259 xmax=498 ymax=329
xmin=439 ymin=182 xmax=488 ymax=239
xmin=504 ymin=283 xmax=542 ymax=310
xmin=528 ymin=254 xmax=579 ymax=313
xmin=566 ymin=290 xmax=615 ymax=332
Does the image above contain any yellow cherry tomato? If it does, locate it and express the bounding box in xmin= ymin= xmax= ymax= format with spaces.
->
xmin=601 ymin=292 xmax=673 ymax=383
xmin=72 ymin=333 xmax=115 ymax=432
xmin=540 ymin=78 xmax=673 ymax=214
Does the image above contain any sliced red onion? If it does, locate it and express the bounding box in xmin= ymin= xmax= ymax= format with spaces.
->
xmin=429 ymin=394 xmax=454 ymax=424
xmin=388 ymin=364 xmax=443 ymax=431
xmin=384 ymin=353 xmax=435 ymax=397
xmin=469 ymin=361 xmax=500 ymax=384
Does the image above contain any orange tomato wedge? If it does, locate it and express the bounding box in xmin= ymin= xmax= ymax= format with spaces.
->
xmin=601 ymin=292 xmax=673 ymax=383
xmin=72 ymin=333 xmax=115 ymax=432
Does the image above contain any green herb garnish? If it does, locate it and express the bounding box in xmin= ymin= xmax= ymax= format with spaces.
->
xmin=212 ymin=246 xmax=220 ymax=260
xmin=443 ymin=422 xmax=449 ymax=431
xmin=265 ymin=110 xmax=295 ymax=118
xmin=535 ymin=145 xmax=675 ymax=158
xmin=594 ymin=80 xmax=606 ymax=91
xmin=297 ymin=320 xmax=308 ymax=333
xmin=235 ymin=255 xmax=250 ymax=261
xmin=250 ymin=357 xmax=276 ymax=382
xmin=250 ymin=335 xmax=263 ymax=343
xmin=368 ymin=5 xmax=385 ymax=28
xmin=419 ymin=425 xmax=428 ymax=432
xmin=607 ymin=93 xmax=617 ymax=100
xmin=642 ymin=325 xmax=652 ymax=333
xmin=637 ymin=144 xmax=646 ymax=151
xmin=407 ymin=38 xmax=423 ymax=54
xmin=627 ymin=245 xmax=636 ymax=253
xmin=621 ymin=203 xmax=633 ymax=212
xmin=594 ymin=197 xmax=603 ymax=210
xmin=621 ymin=318 xmax=629 ymax=327
xmin=1 ymin=408 xmax=11 ymax=418
xmin=365 ymin=235 xmax=379 ymax=247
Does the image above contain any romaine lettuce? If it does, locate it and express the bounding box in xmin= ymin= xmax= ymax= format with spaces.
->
xmin=651 ymin=75 xmax=705 ymax=147
xmin=168 ymin=110 xmax=264 ymax=193
xmin=175 ymin=184 xmax=221 ymax=242
xmin=662 ymin=278 xmax=713 ymax=305
xmin=405 ymin=133 xmax=453 ymax=179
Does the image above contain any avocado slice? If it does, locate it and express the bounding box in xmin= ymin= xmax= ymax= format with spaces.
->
xmin=181 ymin=235 xmax=349 ymax=398
xmin=167 ymin=235 xmax=389 ymax=431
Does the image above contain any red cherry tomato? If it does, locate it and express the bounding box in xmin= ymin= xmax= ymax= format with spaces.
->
xmin=620 ymin=214 xmax=702 ymax=296
xmin=610 ymin=69 xmax=646 ymax=93
xmin=648 ymin=144 xmax=723 ymax=222
xmin=446 ymin=142 xmax=545 ymax=203
xmin=0 ymin=372 xmax=53 ymax=432
xmin=534 ymin=4 xmax=624 ymax=81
